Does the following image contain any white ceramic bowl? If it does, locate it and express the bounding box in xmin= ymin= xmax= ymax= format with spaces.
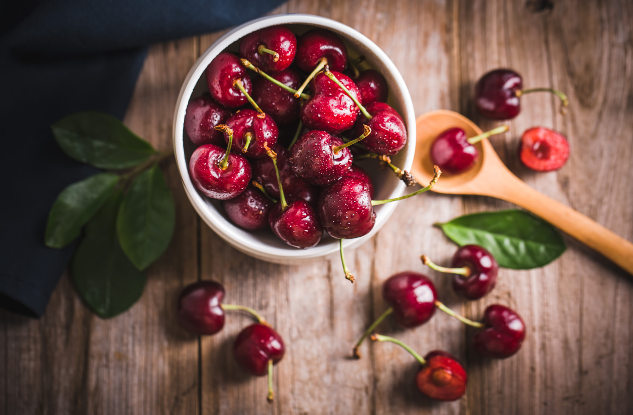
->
xmin=173 ymin=14 xmax=416 ymax=264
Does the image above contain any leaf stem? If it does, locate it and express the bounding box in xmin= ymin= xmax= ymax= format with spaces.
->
xmin=233 ymin=78 xmax=265 ymax=119
xmin=421 ymin=255 xmax=470 ymax=277
xmin=353 ymin=307 xmax=393 ymax=358
xmin=516 ymin=87 xmax=569 ymax=115
xmin=295 ymin=57 xmax=327 ymax=98
xmin=288 ymin=121 xmax=303 ymax=149
xmin=340 ymin=239 xmax=354 ymax=283
xmin=264 ymin=143 xmax=287 ymax=211
xmin=324 ymin=70 xmax=371 ymax=119
xmin=370 ymin=333 xmax=426 ymax=366
xmin=214 ymin=125 xmax=233 ymax=170
xmin=371 ymin=166 xmax=441 ymax=206
xmin=333 ymin=125 xmax=371 ymax=154
xmin=241 ymin=59 xmax=311 ymax=100
xmin=258 ymin=45 xmax=280 ymax=62
xmin=467 ymin=125 xmax=509 ymax=144
xmin=221 ymin=304 xmax=267 ymax=324
xmin=434 ymin=301 xmax=484 ymax=328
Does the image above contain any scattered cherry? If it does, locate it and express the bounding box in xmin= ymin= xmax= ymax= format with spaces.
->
xmin=519 ymin=127 xmax=570 ymax=171
xmin=421 ymin=245 xmax=498 ymax=300
xmin=252 ymin=68 xmax=302 ymax=125
xmin=206 ymin=52 xmax=254 ymax=109
xmin=221 ymin=111 xmax=278 ymax=159
xmin=475 ymin=68 xmax=569 ymax=120
xmin=239 ymin=26 xmax=297 ymax=72
xmin=355 ymin=69 xmax=388 ymax=104
xmin=222 ymin=184 xmax=273 ymax=231
xmin=472 ymin=304 xmax=526 ymax=358
xmin=184 ymin=94 xmax=231 ymax=146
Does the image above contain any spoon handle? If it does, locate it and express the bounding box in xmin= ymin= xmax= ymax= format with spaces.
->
xmin=491 ymin=175 xmax=633 ymax=275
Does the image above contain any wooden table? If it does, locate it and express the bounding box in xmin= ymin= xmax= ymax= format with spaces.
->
xmin=2 ymin=1 xmax=632 ymax=414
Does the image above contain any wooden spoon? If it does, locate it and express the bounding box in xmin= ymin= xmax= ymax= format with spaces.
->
xmin=411 ymin=110 xmax=633 ymax=275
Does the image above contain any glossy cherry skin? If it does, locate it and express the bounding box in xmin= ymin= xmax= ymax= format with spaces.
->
xmin=300 ymin=71 xmax=361 ymax=135
xmin=189 ymin=144 xmax=251 ymax=200
xmin=451 ymin=245 xmax=498 ymax=300
xmin=355 ymin=69 xmax=388 ymax=105
xmin=269 ymin=200 xmax=322 ymax=249
xmin=343 ymin=165 xmax=374 ymax=199
xmin=382 ymin=271 xmax=437 ymax=328
xmin=430 ymin=127 xmax=478 ymax=175
xmin=177 ymin=280 xmax=225 ymax=335
xmin=519 ymin=127 xmax=570 ymax=172
xmin=184 ymin=94 xmax=232 ymax=146
xmin=473 ymin=305 xmax=526 ymax=358
xmin=475 ymin=69 xmax=523 ymax=120
xmin=289 ymin=130 xmax=353 ymax=186
xmin=295 ymin=28 xmax=347 ymax=73
xmin=318 ymin=177 xmax=375 ymax=239
xmin=223 ymin=110 xmax=278 ymax=159
xmin=233 ymin=323 xmax=285 ymax=376
xmin=351 ymin=102 xmax=407 ymax=155
xmin=252 ymin=144 xmax=319 ymax=206
xmin=239 ymin=26 xmax=296 ymax=72
xmin=253 ymin=68 xmax=302 ymax=125
xmin=206 ymin=52 xmax=253 ymax=108
xmin=222 ymin=184 xmax=273 ymax=231
xmin=416 ymin=351 xmax=467 ymax=401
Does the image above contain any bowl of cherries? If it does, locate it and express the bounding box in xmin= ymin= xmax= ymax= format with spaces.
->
xmin=173 ymin=14 xmax=421 ymax=267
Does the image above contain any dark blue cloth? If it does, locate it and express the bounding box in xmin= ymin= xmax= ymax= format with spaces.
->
xmin=0 ymin=0 xmax=285 ymax=317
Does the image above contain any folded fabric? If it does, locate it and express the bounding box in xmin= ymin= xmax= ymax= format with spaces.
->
xmin=0 ymin=0 xmax=285 ymax=317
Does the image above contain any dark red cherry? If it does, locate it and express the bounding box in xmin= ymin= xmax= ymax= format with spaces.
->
xmin=252 ymin=68 xmax=301 ymax=125
xmin=239 ymin=26 xmax=296 ymax=72
xmin=318 ymin=177 xmax=375 ymax=239
xmin=430 ymin=127 xmax=477 ymax=174
xmin=343 ymin=165 xmax=374 ymax=199
xmin=206 ymin=52 xmax=253 ymax=108
xmin=472 ymin=304 xmax=526 ymax=358
xmin=189 ymin=143 xmax=251 ymax=200
xmin=382 ymin=271 xmax=438 ymax=328
xmin=223 ymin=109 xmax=278 ymax=159
xmin=177 ymin=280 xmax=225 ymax=335
xmin=233 ymin=323 xmax=285 ymax=376
xmin=295 ymin=28 xmax=347 ymax=73
xmin=300 ymin=71 xmax=361 ymax=135
xmin=222 ymin=184 xmax=273 ymax=231
xmin=269 ymin=200 xmax=323 ymax=249
xmin=451 ymin=245 xmax=498 ymax=300
xmin=355 ymin=69 xmax=388 ymax=104
xmin=252 ymin=144 xmax=319 ymax=206
xmin=416 ymin=351 xmax=467 ymax=401
xmin=351 ymin=102 xmax=406 ymax=155
xmin=288 ymin=130 xmax=353 ymax=186
xmin=519 ymin=127 xmax=570 ymax=172
xmin=184 ymin=94 xmax=231 ymax=146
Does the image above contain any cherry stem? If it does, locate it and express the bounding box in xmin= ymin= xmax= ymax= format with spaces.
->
xmin=333 ymin=125 xmax=371 ymax=154
xmin=221 ymin=304 xmax=267 ymax=325
xmin=288 ymin=121 xmax=303 ymax=149
xmin=516 ymin=88 xmax=569 ymax=115
xmin=295 ymin=57 xmax=327 ymax=98
xmin=434 ymin=301 xmax=484 ymax=328
xmin=214 ymin=125 xmax=233 ymax=170
xmin=467 ymin=125 xmax=509 ymax=144
xmin=267 ymin=359 xmax=274 ymax=403
xmin=350 ymin=55 xmax=366 ymax=66
xmin=324 ymin=69 xmax=372 ymax=119
xmin=340 ymin=239 xmax=355 ymax=283
xmin=353 ymin=307 xmax=394 ymax=358
xmin=233 ymin=78 xmax=265 ymax=119
xmin=257 ymin=45 xmax=280 ymax=62
xmin=355 ymin=152 xmax=417 ymax=187
xmin=420 ymin=255 xmax=470 ymax=277
xmin=241 ymin=59 xmax=311 ymax=100
xmin=242 ymin=132 xmax=252 ymax=153
xmin=370 ymin=334 xmax=426 ymax=366
xmin=252 ymin=181 xmax=277 ymax=203
xmin=264 ymin=143 xmax=287 ymax=211
xmin=371 ymin=165 xmax=441 ymax=206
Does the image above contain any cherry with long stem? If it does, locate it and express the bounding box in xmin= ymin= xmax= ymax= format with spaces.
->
xmin=214 ymin=125 xmax=234 ymax=170
xmin=355 ymin=152 xmax=417 ymax=186
xmin=233 ymin=78 xmax=266 ymax=118
xmin=241 ymin=59 xmax=311 ymax=100
xmin=295 ymin=57 xmax=328 ymax=98
xmin=371 ymin=166 xmax=441 ymax=206
xmin=515 ymin=88 xmax=569 ymax=115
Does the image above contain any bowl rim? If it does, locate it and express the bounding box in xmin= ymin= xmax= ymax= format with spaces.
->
xmin=172 ymin=13 xmax=416 ymax=263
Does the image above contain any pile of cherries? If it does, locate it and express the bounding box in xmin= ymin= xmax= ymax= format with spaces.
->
xmin=353 ymin=245 xmax=525 ymax=401
xmin=186 ymin=25 xmax=437 ymax=282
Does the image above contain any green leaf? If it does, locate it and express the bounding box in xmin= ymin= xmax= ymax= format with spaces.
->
xmin=45 ymin=173 xmax=120 ymax=248
xmin=117 ymin=165 xmax=175 ymax=270
xmin=71 ymin=190 xmax=147 ymax=318
xmin=436 ymin=209 xmax=566 ymax=269
xmin=51 ymin=111 xmax=155 ymax=169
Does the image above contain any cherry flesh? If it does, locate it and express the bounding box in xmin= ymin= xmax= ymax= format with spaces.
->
xmin=189 ymin=143 xmax=251 ymax=200
xmin=269 ymin=200 xmax=323 ymax=248
xmin=222 ymin=184 xmax=273 ymax=231
xmin=177 ymin=280 xmax=225 ymax=335
xmin=475 ymin=68 xmax=569 ymax=120
xmin=344 ymin=165 xmax=374 ymax=199
xmin=223 ymin=110 xmax=278 ymax=159
xmin=206 ymin=52 xmax=253 ymax=108
xmin=289 ymin=130 xmax=353 ymax=186
xmin=417 ymin=351 xmax=467 ymax=401
xmin=318 ymin=177 xmax=375 ymax=239
xmin=355 ymin=69 xmax=388 ymax=105
xmin=472 ymin=304 xmax=526 ymax=358
xmin=300 ymin=71 xmax=361 ymax=135
xmin=252 ymin=68 xmax=302 ymax=125
xmin=383 ymin=271 xmax=438 ymax=328
xmin=234 ymin=323 xmax=285 ymax=376
xmin=184 ymin=94 xmax=231 ymax=146
xmin=239 ymin=26 xmax=296 ymax=72
xmin=520 ymin=127 xmax=570 ymax=172
xmin=350 ymin=101 xmax=407 ymax=155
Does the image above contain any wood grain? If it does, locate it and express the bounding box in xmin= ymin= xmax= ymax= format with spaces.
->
xmin=1 ymin=1 xmax=632 ymax=414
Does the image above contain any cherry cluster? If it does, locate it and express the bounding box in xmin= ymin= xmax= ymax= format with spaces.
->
xmin=186 ymin=26 xmax=437 ymax=282
xmin=353 ymin=245 xmax=525 ymax=401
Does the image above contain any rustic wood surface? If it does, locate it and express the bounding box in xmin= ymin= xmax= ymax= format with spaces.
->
xmin=2 ymin=0 xmax=632 ymax=414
